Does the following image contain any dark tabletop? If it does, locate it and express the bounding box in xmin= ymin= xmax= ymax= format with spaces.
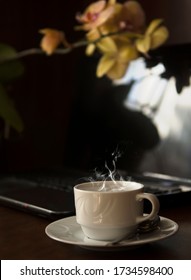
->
xmin=0 ymin=203 xmax=191 ymax=260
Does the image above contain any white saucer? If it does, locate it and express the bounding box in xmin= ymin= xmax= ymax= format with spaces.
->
xmin=45 ymin=216 xmax=178 ymax=250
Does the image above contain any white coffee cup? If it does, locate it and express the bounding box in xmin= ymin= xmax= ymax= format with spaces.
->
xmin=74 ymin=181 xmax=160 ymax=241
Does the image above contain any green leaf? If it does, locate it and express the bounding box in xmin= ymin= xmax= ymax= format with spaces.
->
xmin=0 ymin=43 xmax=24 ymax=83
xmin=0 ymin=83 xmax=24 ymax=132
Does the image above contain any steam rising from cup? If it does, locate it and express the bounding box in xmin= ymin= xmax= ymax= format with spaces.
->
xmin=81 ymin=146 xmax=131 ymax=192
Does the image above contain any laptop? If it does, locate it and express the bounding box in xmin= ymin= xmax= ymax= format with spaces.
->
xmin=0 ymin=168 xmax=191 ymax=220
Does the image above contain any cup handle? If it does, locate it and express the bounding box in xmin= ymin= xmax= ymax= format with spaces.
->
xmin=136 ymin=193 xmax=160 ymax=224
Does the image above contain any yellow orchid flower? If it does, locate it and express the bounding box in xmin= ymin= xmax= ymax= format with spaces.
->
xmin=96 ymin=37 xmax=138 ymax=79
xmin=85 ymin=28 xmax=101 ymax=56
xmin=39 ymin=29 xmax=68 ymax=55
xmin=108 ymin=0 xmax=116 ymax=4
xmin=76 ymin=0 xmax=115 ymax=31
xmin=38 ymin=1 xmax=169 ymax=82
xmin=98 ymin=0 xmax=145 ymax=36
xmin=86 ymin=43 xmax=96 ymax=56
xmin=135 ymin=19 xmax=169 ymax=54
xmin=118 ymin=1 xmax=146 ymax=32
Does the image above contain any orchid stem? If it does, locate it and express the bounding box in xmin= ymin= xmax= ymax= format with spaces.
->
xmin=0 ymin=31 xmax=141 ymax=64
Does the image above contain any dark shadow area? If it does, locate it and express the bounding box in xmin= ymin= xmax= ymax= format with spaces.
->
xmin=64 ymin=56 xmax=160 ymax=173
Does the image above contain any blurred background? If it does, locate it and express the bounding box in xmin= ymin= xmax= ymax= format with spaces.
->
xmin=1 ymin=0 xmax=191 ymax=178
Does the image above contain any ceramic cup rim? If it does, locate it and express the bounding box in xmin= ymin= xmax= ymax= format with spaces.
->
xmin=74 ymin=180 xmax=144 ymax=193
